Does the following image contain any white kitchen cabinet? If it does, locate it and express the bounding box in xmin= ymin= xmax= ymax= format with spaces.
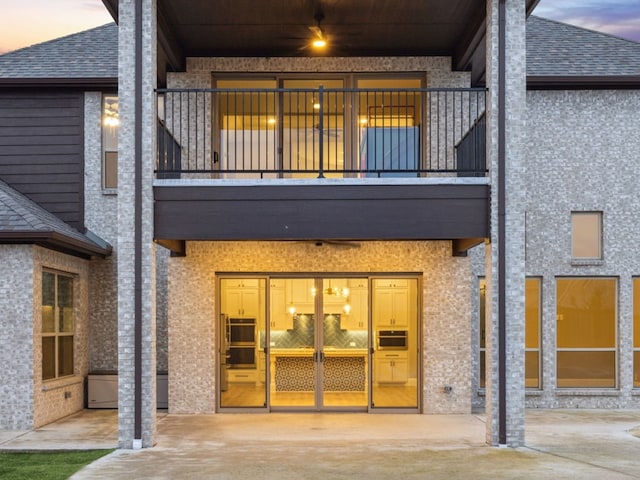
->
xmin=340 ymin=287 xmax=368 ymax=330
xmin=227 ymin=369 xmax=258 ymax=383
xmin=373 ymin=281 xmax=409 ymax=328
xmin=289 ymin=278 xmax=315 ymax=303
xmin=286 ymin=278 xmax=315 ymax=314
xmin=224 ymin=284 xmax=260 ymax=318
xmin=269 ymin=279 xmax=293 ymax=330
xmin=374 ymin=351 xmax=408 ymax=384
xmin=373 ymin=279 xmax=408 ymax=288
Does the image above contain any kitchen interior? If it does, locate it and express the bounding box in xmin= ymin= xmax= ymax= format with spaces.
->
xmin=219 ymin=276 xmax=419 ymax=410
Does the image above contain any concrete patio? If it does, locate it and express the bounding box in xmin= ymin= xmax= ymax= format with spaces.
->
xmin=1 ymin=409 xmax=639 ymax=479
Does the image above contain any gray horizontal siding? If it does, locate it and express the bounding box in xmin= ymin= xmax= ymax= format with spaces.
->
xmin=0 ymin=91 xmax=84 ymax=230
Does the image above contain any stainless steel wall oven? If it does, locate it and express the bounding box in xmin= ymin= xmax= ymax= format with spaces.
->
xmin=225 ymin=317 xmax=257 ymax=368
xmin=377 ymin=330 xmax=408 ymax=350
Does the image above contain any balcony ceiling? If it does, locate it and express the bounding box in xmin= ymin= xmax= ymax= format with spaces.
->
xmin=157 ymin=0 xmax=481 ymax=57
xmin=103 ymin=0 xmax=539 ymax=81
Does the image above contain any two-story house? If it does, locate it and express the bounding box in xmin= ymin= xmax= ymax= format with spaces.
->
xmin=1 ymin=0 xmax=639 ymax=451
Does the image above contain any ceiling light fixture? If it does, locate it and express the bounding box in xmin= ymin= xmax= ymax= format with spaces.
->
xmin=310 ymin=12 xmax=327 ymax=49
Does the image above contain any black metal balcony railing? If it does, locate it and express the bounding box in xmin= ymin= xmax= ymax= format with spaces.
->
xmin=156 ymin=87 xmax=487 ymax=179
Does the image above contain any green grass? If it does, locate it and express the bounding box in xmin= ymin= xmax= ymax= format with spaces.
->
xmin=0 ymin=449 xmax=114 ymax=480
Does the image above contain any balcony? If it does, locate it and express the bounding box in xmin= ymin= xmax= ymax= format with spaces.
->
xmin=156 ymin=86 xmax=487 ymax=180
xmin=153 ymin=86 xmax=489 ymax=252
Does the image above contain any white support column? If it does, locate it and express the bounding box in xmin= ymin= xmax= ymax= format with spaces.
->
xmin=117 ymin=0 xmax=158 ymax=449
xmin=484 ymin=0 xmax=527 ymax=447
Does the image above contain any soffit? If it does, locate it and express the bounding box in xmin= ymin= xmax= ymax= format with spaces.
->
xmin=102 ymin=0 xmax=540 ymax=83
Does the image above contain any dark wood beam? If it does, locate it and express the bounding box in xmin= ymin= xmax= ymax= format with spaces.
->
xmin=451 ymin=237 xmax=485 ymax=257
xmin=155 ymin=239 xmax=186 ymax=257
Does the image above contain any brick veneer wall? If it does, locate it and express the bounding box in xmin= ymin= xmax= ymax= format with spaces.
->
xmin=167 ymin=240 xmax=473 ymax=415
xmin=0 ymin=245 xmax=35 ymax=429
xmin=32 ymin=246 xmax=89 ymax=428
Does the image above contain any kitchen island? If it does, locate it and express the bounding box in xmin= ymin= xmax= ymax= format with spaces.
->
xmin=269 ymin=348 xmax=368 ymax=391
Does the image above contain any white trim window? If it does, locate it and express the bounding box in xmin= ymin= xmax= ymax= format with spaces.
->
xmin=42 ymin=271 xmax=75 ymax=380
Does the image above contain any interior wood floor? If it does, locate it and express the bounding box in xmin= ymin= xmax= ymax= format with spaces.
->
xmin=220 ymin=383 xmax=418 ymax=409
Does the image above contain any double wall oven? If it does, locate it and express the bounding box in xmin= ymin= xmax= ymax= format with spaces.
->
xmin=223 ymin=315 xmax=257 ymax=368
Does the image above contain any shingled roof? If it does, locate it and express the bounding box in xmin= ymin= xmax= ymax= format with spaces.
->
xmin=0 ymin=180 xmax=111 ymax=258
xmin=1 ymin=17 xmax=638 ymax=82
xmin=527 ymin=15 xmax=640 ymax=77
xmin=0 ymin=23 xmax=117 ymax=81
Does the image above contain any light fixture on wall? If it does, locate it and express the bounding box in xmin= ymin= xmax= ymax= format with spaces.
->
xmin=288 ymin=302 xmax=297 ymax=316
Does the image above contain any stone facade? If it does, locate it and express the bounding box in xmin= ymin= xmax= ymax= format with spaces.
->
xmin=525 ymin=89 xmax=640 ymax=408
xmin=84 ymin=91 xmax=119 ymax=373
xmin=484 ymin=0 xmax=527 ymax=446
xmin=116 ymin=0 xmax=158 ymax=448
xmin=0 ymin=245 xmax=36 ymax=429
xmin=32 ymin=246 xmax=90 ymax=428
xmin=170 ymin=56 xmax=471 ymax=89
xmin=0 ymin=245 xmax=89 ymax=430
xmin=471 ymin=90 xmax=640 ymax=410
xmin=167 ymin=240 xmax=473 ymax=415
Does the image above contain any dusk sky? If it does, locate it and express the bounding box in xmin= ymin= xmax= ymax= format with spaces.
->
xmin=0 ymin=0 xmax=639 ymax=55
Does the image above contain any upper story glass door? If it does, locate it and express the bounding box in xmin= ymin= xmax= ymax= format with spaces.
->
xmin=281 ymin=79 xmax=345 ymax=178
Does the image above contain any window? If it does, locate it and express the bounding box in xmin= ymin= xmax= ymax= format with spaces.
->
xmin=571 ymin=212 xmax=602 ymax=260
xmin=102 ymin=95 xmax=119 ymax=189
xmin=556 ymin=278 xmax=616 ymax=388
xmin=525 ymin=278 xmax=541 ymax=388
xmin=42 ymin=271 xmax=75 ymax=380
xmin=478 ymin=277 xmax=540 ymax=389
xmin=634 ymin=279 xmax=640 ymax=388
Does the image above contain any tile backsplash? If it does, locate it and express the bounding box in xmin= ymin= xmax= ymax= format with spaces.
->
xmin=262 ymin=314 xmax=368 ymax=349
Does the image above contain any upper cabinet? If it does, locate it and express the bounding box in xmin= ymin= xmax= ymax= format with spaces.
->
xmin=340 ymin=279 xmax=368 ymax=330
xmin=372 ymin=278 xmax=411 ymax=328
xmin=269 ymin=279 xmax=293 ymax=330
xmin=222 ymin=279 xmax=261 ymax=318
xmin=341 ymin=286 xmax=368 ymax=330
xmin=289 ymin=278 xmax=315 ymax=313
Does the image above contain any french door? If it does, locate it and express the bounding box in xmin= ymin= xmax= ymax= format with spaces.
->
xmin=269 ymin=278 xmax=369 ymax=410
xmin=218 ymin=275 xmax=419 ymax=411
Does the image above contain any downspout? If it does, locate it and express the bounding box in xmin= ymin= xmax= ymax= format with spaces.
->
xmin=498 ymin=0 xmax=507 ymax=446
xmin=134 ymin=0 xmax=143 ymax=444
